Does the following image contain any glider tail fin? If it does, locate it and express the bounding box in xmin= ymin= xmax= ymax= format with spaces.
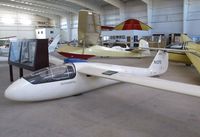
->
xmin=138 ymin=39 xmax=150 ymax=55
xmin=148 ymin=50 xmax=168 ymax=75
xmin=78 ymin=10 xmax=101 ymax=46
xmin=48 ymin=34 xmax=61 ymax=53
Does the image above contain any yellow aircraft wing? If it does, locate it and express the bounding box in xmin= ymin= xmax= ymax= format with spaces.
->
xmin=168 ymin=52 xmax=192 ymax=65
xmin=182 ymin=35 xmax=200 ymax=73
xmin=185 ymin=43 xmax=200 ymax=73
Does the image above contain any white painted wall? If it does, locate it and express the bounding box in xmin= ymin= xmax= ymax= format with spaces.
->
xmin=125 ymin=0 xmax=147 ymax=23
xmin=102 ymin=5 xmax=120 ymax=26
xmin=60 ymin=14 xmax=78 ymax=42
xmin=71 ymin=15 xmax=78 ymax=40
xmin=185 ymin=0 xmax=200 ymax=36
xmin=101 ymin=0 xmax=147 ymax=26
xmin=60 ymin=14 xmax=72 ymax=42
xmin=151 ymin=0 xmax=183 ymax=34
xmin=0 ymin=9 xmax=51 ymax=39
xmin=71 ymin=15 xmax=78 ymax=41
xmin=60 ymin=16 xmax=69 ymax=42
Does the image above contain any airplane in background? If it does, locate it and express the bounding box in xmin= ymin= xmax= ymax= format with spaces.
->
xmin=57 ymin=39 xmax=150 ymax=59
xmin=166 ymin=43 xmax=192 ymax=66
xmin=147 ymin=34 xmax=200 ymax=74
xmin=57 ymin=10 xmax=151 ymax=60
xmin=4 ymin=50 xmax=200 ymax=101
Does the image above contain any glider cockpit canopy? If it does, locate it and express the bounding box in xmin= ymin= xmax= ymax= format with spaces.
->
xmin=24 ymin=64 xmax=76 ymax=84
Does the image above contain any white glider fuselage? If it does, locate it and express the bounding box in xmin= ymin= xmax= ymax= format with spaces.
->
xmin=5 ymin=51 xmax=168 ymax=101
xmin=5 ymin=67 xmax=117 ymax=101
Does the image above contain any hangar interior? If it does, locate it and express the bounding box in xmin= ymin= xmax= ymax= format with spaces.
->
xmin=0 ymin=0 xmax=200 ymax=137
xmin=0 ymin=0 xmax=200 ymax=40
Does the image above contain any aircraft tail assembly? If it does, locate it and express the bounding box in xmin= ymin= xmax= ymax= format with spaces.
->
xmin=138 ymin=39 xmax=151 ymax=55
xmin=78 ymin=10 xmax=101 ymax=47
xmin=48 ymin=34 xmax=61 ymax=53
xmin=148 ymin=50 xmax=168 ymax=75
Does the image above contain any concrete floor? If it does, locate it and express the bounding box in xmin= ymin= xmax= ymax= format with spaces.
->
xmin=0 ymin=56 xmax=200 ymax=137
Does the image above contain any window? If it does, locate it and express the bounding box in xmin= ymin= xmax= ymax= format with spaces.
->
xmin=103 ymin=36 xmax=109 ymax=41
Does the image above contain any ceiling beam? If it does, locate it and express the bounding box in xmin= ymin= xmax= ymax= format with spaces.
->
xmin=0 ymin=0 xmax=67 ymax=17
xmin=0 ymin=5 xmax=58 ymax=19
xmin=15 ymin=0 xmax=78 ymax=14
xmin=103 ymin=0 xmax=125 ymax=8
xmin=63 ymin=0 xmax=101 ymax=13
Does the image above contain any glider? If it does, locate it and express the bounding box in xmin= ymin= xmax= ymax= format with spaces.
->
xmin=57 ymin=10 xmax=151 ymax=59
xmin=57 ymin=39 xmax=151 ymax=59
xmin=4 ymin=50 xmax=200 ymax=101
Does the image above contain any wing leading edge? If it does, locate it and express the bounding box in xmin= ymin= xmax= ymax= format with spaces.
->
xmin=78 ymin=66 xmax=200 ymax=98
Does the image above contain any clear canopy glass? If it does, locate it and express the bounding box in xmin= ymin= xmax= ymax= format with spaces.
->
xmin=24 ymin=64 xmax=76 ymax=84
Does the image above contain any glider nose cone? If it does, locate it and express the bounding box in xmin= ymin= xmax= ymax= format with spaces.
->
xmin=4 ymin=78 xmax=30 ymax=101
